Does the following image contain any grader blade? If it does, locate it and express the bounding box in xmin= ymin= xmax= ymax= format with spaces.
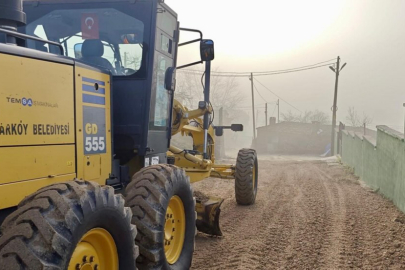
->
xmin=195 ymin=193 xmax=224 ymax=236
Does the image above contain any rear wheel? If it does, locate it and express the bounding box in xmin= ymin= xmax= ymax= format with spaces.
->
xmin=235 ymin=148 xmax=258 ymax=205
xmin=0 ymin=180 xmax=138 ymax=270
xmin=125 ymin=164 xmax=195 ymax=270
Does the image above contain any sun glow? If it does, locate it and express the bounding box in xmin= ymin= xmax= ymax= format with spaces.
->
xmin=225 ymin=1 xmax=344 ymax=56
xmin=172 ymin=0 xmax=345 ymax=58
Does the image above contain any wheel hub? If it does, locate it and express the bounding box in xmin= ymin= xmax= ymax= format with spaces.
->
xmin=68 ymin=228 xmax=118 ymax=270
xmin=164 ymin=195 xmax=186 ymax=264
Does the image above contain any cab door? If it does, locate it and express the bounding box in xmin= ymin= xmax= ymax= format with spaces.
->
xmin=147 ymin=4 xmax=178 ymax=160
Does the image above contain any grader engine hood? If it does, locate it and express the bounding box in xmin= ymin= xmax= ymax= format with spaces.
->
xmin=0 ymin=65 xmax=74 ymax=143
xmin=0 ymin=54 xmax=74 ymax=145
xmin=0 ymin=58 xmax=73 ymax=145
xmin=0 ymin=50 xmax=77 ymax=208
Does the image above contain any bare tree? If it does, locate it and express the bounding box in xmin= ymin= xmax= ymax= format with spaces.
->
xmin=345 ymin=106 xmax=373 ymax=127
xmin=310 ymin=110 xmax=329 ymax=125
xmin=346 ymin=106 xmax=359 ymax=126
xmin=360 ymin=112 xmax=373 ymax=127
xmin=175 ymin=69 xmax=245 ymax=122
xmin=300 ymin=111 xmax=313 ymax=123
xmin=280 ymin=110 xmax=299 ymax=122
xmin=174 ymin=72 xmax=201 ymax=108
xmin=281 ymin=110 xmax=329 ymax=124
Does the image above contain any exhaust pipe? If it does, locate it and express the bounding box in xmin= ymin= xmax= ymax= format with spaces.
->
xmin=0 ymin=0 xmax=26 ymax=44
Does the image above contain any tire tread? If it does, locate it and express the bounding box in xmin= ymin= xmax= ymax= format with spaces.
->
xmin=125 ymin=164 xmax=195 ymax=270
xmin=0 ymin=180 xmax=138 ymax=270
xmin=235 ymin=148 xmax=258 ymax=205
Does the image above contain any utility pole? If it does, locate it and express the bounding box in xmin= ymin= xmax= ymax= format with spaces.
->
xmin=265 ymin=103 xmax=268 ymax=126
xmin=329 ymin=56 xmax=347 ymax=156
xmin=250 ymin=73 xmax=256 ymax=142
xmin=277 ymin=99 xmax=280 ymax=123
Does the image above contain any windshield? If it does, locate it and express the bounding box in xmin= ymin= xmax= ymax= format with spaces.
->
xmin=25 ymin=8 xmax=145 ymax=76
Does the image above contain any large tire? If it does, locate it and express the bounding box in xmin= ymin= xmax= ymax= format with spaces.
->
xmin=235 ymin=148 xmax=258 ymax=205
xmin=125 ymin=164 xmax=195 ymax=270
xmin=0 ymin=180 xmax=138 ymax=270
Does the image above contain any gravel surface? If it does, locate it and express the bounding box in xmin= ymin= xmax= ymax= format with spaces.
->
xmin=191 ymin=157 xmax=405 ymax=269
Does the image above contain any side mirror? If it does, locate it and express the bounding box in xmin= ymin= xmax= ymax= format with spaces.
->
xmin=231 ymin=124 xmax=243 ymax=132
xmin=214 ymin=124 xmax=243 ymax=137
xmin=121 ymin=34 xmax=142 ymax=44
xmin=74 ymin=43 xmax=83 ymax=58
xmin=200 ymin=39 xmax=214 ymax=61
xmin=165 ymin=67 xmax=176 ymax=91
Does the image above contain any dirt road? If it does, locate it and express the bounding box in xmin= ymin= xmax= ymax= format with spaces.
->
xmin=191 ymin=157 xmax=405 ymax=269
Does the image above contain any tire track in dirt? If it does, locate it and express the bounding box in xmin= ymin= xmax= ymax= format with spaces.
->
xmin=192 ymin=162 xmax=298 ymax=269
xmin=192 ymin=158 xmax=405 ymax=269
xmin=309 ymin=163 xmax=347 ymax=269
xmin=278 ymin=162 xmax=338 ymax=269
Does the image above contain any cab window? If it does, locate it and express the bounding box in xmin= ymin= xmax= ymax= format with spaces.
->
xmin=25 ymin=8 xmax=145 ymax=76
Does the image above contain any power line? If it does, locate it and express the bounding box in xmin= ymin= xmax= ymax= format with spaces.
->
xmin=240 ymin=107 xmax=266 ymax=110
xmin=238 ymin=106 xmax=267 ymax=109
xmin=181 ymin=58 xmax=336 ymax=74
xmin=253 ymin=83 xmax=268 ymax=102
xmin=179 ymin=70 xmax=249 ymax=78
xmin=271 ymin=103 xmax=277 ymax=117
xmin=230 ymin=104 xmax=268 ymax=109
xmin=253 ymin=77 xmax=302 ymax=113
xmin=178 ymin=58 xmax=336 ymax=77
xmin=179 ymin=63 xmax=332 ymax=77
xmin=244 ymin=59 xmax=337 ymax=74
xmin=253 ymin=63 xmax=333 ymax=77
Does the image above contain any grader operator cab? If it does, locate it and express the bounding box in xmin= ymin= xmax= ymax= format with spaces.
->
xmin=0 ymin=0 xmax=258 ymax=269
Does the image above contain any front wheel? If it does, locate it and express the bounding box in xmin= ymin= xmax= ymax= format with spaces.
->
xmin=0 ymin=180 xmax=138 ymax=270
xmin=235 ymin=148 xmax=259 ymax=205
xmin=125 ymin=164 xmax=195 ymax=270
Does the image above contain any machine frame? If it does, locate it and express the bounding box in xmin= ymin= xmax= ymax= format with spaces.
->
xmin=0 ymin=0 xmax=258 ymax=268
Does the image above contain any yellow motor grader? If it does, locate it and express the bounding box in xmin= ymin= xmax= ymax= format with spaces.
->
xmin=169 ymin=99 xmax=258 ymax=235
xmin=0 ymin=0 xmax=258 ymax=269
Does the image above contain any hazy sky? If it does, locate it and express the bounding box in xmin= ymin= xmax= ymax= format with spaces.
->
xmin=168 ymin=0 xmax=405 ymax=131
